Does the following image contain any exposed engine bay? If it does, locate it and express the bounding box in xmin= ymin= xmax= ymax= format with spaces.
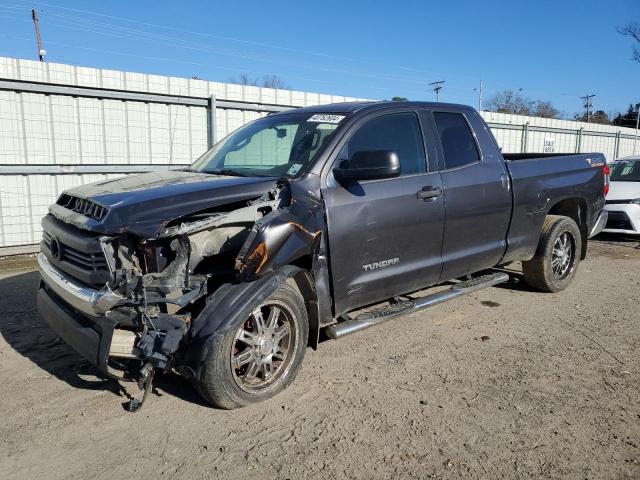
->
xmin=100 ymin=187 xmax=281 ymax=362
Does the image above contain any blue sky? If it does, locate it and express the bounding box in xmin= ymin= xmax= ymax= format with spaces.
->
xmin=0 ymin=0 xmax=638 ymax=117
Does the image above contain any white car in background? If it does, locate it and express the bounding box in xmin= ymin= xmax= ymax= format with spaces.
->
xmin=603 ymin=156 xmax=640 ymax=235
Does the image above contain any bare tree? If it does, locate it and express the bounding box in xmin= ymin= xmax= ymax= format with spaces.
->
xmin=485 ymin=90 xmax=561 ymax=119
xmin=532 ymin=100 xmax=561 ymax=119
xmin=618 ymin=22 xmax=640 ymax=62
xmin=228 ymin=73 xmax=259 ymax=86
xmin=485 ymin=90 xmax=532 ymax=115
xmin=261 ymin=74 xmax=290 ymax=90
xmin=228 ymin=73 xmax=291 ymax=89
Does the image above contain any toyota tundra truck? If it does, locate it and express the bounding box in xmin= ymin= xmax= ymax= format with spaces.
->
xmin=36 ymin=101 xmax=609 ymax=410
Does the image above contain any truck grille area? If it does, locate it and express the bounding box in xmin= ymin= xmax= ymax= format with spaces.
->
xmin=40 ymin=215 xmax=112 ymax=286
xmin=57 ymin=194 xmax=109 ymax=221
xmin=42 ymin=231 xmax=108 ymax=271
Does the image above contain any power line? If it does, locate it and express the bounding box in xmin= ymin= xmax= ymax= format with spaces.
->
xmin=28 ymin=13 xmax=455 ymax=89
xmin=9 ymin=0 xmax=485 ymax=84
xmin=0 ymin=32 xmax=394 ymax=95
xmin=0 ymin=3 xmax=559 ymax=103
xmin=0 ymin=7 xmax=503 ymax=103
xmin=0 ymin=2 xmax=616 ymax=111
xmin=7 ymin=1 xmax=481 ymax=89
xmin=12 ymin=2 xmax=546 ymax=102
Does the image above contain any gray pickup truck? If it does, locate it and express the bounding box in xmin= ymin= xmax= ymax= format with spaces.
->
xmin=37 ymin=101 xmax=609 ymax=410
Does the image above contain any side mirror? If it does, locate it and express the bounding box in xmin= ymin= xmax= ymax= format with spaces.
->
xmin=333 ymin=150 xmax=401 ymax=182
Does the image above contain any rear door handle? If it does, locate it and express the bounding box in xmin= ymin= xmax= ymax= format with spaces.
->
xmin=417 ymin=186 xmax=442 ymax=200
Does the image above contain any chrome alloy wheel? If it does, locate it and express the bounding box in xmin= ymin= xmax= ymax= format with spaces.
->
xmin=230 ymin=302 xmax=296 ymax=392
xmin=551 ymin=231 xmax=575 ymax=280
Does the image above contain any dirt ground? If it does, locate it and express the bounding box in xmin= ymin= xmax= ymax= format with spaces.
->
xmin=0 ymin=235 xmax=639 ymax=480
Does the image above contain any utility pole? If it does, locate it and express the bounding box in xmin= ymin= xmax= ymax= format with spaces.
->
xmin=580 ymin=93 xmax=596 ymax=123
xmin=633 ymin=103 xmax=640 ymax=155
xmin=31 ymin=9 xmax=46 ymax=62
xmin=474 ymin=79 xmax=484 ymax=111
xmin=429 ymin=80 xmax=445 ymax=102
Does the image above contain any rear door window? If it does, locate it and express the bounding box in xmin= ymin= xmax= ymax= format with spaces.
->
xmin=433 ymin=112 xmax=480 ymax=170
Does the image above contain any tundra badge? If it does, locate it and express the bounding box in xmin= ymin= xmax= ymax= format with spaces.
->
xmin=362 ymin=258 xmax=400 ymax=271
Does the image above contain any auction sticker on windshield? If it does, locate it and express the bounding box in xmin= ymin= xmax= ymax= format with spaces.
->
xmin=287 ymin=163 xmax=303 ymax=176
xmin=308 ymin=114 xmax=345 ymax=124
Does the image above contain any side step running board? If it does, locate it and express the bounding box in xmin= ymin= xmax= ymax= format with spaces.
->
xmin=325 ymin=272 xmax=509 ymax=340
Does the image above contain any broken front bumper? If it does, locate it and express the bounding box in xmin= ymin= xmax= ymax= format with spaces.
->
xmin=38 ymin=252 xmax=192 ymax=376
xmin=37 ymin=252 xmax=124 ymax=317
xmin=37 ymin=282 xmax=116 ymax=371
xmin=37 ymin=252 xmax=121 ymax=372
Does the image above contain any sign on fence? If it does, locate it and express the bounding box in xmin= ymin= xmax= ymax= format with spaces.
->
xmin=543 ymin=137 xmax=556 ymax=153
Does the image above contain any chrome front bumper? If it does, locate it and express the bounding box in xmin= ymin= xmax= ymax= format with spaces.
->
xmin=37 ymin=252 xmax=124 ymax=317
xmin=588 ymin=210 xmax=608 ymax=238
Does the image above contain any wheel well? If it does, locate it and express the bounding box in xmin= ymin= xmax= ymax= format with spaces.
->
xmin=548 ymin=198 xmax=588 ymax=259
xmin=287 ymin=257 xmax=320 ymax=349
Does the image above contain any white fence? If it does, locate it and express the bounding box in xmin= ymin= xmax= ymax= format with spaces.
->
xmin=484 ymin=111 xmax=637 ymax=160
xmin=0 ymin=56 xmax=638 ymax=253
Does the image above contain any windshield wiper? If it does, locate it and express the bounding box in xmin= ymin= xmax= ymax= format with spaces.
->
xmin=202 ymin=168 xmax=250 ymax=177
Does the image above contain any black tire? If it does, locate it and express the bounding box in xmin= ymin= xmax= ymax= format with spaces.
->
xmin=522 ymin=215 xmax=582 ymax=292
xmin=194 ymin=283 xmax=308 ymax=409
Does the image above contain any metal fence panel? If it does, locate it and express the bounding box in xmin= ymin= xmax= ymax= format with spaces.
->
xmin=490 ymin=127 xmax=523 ymax=153
xmin=0 ymin=55 xmax=638 ymax=252
xmin=617 ymin=137 xmax=636 ymax=158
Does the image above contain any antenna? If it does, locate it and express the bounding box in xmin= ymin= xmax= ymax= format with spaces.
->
xmin=580 ymin=93 xmax=596 ymax=123
xmin=429 ymin=81 xmax=445 ymax=102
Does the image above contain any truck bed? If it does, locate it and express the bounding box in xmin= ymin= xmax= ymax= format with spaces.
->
xmin=502 ymin=152 xmax=607 ymax=263
xmin=503 ymin=152 xmax=595 ymax=161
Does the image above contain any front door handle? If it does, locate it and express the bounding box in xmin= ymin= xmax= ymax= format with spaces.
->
xmin=500 ymin=173 xmax=510 ymax=191
xmin=417 ymin=186 xmax=442 ymax=200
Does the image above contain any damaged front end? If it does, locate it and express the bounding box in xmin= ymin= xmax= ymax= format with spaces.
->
xmin=93 ymin=187 xmax=283 ymax=372
xmin=38 ymin=176 xmax=330 ymax=410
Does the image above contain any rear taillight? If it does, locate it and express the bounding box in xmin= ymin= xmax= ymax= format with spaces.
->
xmin=603 ymin=164 xmax=610 ymax=196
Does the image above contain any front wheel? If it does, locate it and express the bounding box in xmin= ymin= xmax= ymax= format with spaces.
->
xmin=522 ymin=215 xmax=582 ymax=292
xmin=194 ymin=283 xmax=308 ymax=409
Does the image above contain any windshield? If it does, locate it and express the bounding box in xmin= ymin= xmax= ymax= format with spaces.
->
xmin=610 ymin=159 xmax=640 ymax=182
xmin=191 ymin=113 xmax=346 ymax=178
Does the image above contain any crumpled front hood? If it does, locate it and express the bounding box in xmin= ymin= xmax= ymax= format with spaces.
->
xmin=50 ymin=170 xmax=278 ymax=238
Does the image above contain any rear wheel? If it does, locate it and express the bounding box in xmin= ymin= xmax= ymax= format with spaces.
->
xmin=522 ymin=215 xmax=581 ymax=292
xmin=194 ymin=283 xmax=308 ymax=409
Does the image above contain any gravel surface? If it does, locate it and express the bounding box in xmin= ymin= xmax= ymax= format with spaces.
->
xmin=0 ymin=236 xmax=639 ymax=480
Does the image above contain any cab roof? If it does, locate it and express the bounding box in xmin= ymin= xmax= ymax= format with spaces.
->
xmin=269 ymin=100 xmax=473 ymax=117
